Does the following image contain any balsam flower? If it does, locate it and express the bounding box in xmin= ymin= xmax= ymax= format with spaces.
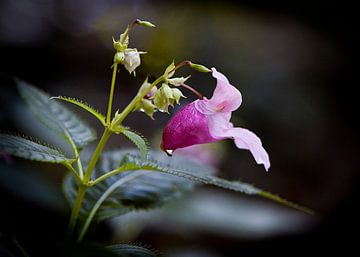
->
xmin=161 ymin=68 xmax=270 ymax=171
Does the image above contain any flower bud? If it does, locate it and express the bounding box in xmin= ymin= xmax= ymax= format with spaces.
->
xmin=134 ymin=99 xmax=156 ymax=119
xmin=136 ymin=19 xmax=156 ymax=28
xmin=138 ymin=78 xmax=157 ymax=99
xmin=161 ymin=83 xmax=173 ymax=99
xmin=189 ymin=63 xmax=211 ymax=72
xmin=154 ymin=87 xmax=170 ymax=113
xmin=167 ymin=75 xmax=191 ymax=86
xmin=114 ymin=52 xmax=125 ymax=64
xmin=163 ymin=61 xmax=175 ymax=78
xmin=119 ymin=26 xmax=130 ymax=46
xmin=124 ymin=48 xmax=141 ymax=75
xmin=172 ymin=88 xmax=186 ymax=104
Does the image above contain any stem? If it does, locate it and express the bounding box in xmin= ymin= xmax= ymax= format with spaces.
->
xmin=78 ymin=170 xmax=149 ymax=241
xmin=63 ymin=162 xmax=82 ymax=183
xmin=83 ymin=128 xmax=112 ymax=182
xmin=67 ymin=185 xmax=87 ymax=237
xmin=66 ymin=128 xmax=112 ymax=237
xmin=66 ymin=135 xmax=84 ymax=179
xmin=106 ymin=63 xmax=118 ymax=125
xmin=169 ymin=60 xmax=191 ymax=75
xmin=90 ymin=166 xmax=137 ymax=186
xmin=180 ymin=83 xmax=204 ymax=99
xmin=12 ymin=238 xmax=30 ymax=257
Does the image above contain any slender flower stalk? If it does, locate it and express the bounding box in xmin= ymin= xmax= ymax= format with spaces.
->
xmin=106 ymin=63 xmax=118 ymax=125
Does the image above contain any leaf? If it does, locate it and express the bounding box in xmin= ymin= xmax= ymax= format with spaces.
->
xmin=63 ymin=149 xmax=215 ymax=239
xmin=50 ymin=96 xmax=106 ymax=126
xmin=0 ymin=134 xmax=73 ymax=163
xmin=108 ymin=244 xmax=158 ymax=257
xmin=121 ymin=129 xmax=148 ymax=161
xmin=16 ymin=79 xmax=96 ymax=149
xmin=63 ymin=149 xmax=312 ymax=240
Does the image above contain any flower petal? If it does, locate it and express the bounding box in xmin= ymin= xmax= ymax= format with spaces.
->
xmin=207 ymin=114 xmax=270 ymax=171
xmin=208 ymin=68 xmax=242 ymax=112
xmin=161 ymin=102 xmax=218 ymax=151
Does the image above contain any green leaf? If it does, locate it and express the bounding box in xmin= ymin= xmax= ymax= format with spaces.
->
xmin=63 ymin=150 xmax=215 ymax=239
xmin=108 ymin=244 xmax=158 ymax=257
xmin=50 ymin=96 xmax=106 ymax=126
xmin=16 ymin=79 xmax=96 ymax=149
xmin=121 ymin=129 xmax=148 ymax=161
xmin=0 ymin=134 xmax=73 ymax=163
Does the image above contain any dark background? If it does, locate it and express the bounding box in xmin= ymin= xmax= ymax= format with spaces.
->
xmin=0 ymin=1 xmax=358 ymax=256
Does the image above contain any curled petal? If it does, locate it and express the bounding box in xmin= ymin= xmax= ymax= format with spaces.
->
xmin=207 ymin=114 xmax=270 ymax=171
xmin=208 ymin=68 xmax=242 ymax=112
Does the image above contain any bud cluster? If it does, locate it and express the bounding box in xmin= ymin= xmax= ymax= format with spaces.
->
xmin=113 ymin=19 xmax=155 ymax=75
xmin=134 ymin=62 xmax=188 ymax=119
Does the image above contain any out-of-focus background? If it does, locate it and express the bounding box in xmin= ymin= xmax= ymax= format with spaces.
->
xmin=0 ymin=1 xmax=358 ymax=256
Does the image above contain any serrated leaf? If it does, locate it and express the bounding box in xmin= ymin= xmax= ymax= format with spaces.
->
xmin=16 ymin=79 xmax=96 ymax=149
xmin=121 ymin=130 xmax=148 ymax=161
xmin=0 ymin=134 xmax=73 ymax=163
xmin=63 ymin=149 xmax=215 ymax=239
xmin=51 ymin=96 xmax=106 ymax=126
xmin=108 ymin=244 xmax=158 ymax=257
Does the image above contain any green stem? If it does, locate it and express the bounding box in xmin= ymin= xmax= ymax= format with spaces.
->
xmin=78 ymin=170 xmax=149 ymax=241
xmin=106 ymin=63 xmax=118 ymax=125
xmin=90 ymin=165 xmax=138 ymax=186
xmin=66 ymin=128 xmax=112 ymax=237
xmin=63 ymin=162 xmax=82 ymax=183
xmin=66 ymin=134 xmax=84 ymax=179
xmin=83 ymin=128 xmax=112 ymax=182
xmin=67 ymin=184 xmax=87 ymax=237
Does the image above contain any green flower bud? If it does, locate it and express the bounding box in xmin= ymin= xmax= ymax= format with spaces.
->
xmin=189 ymin=63 xmax=211 ymax=72
xmin=154 ymin=89 xmax=169 ymax=113
xmin=161 ymin=83 xmax=173 ymax=99
xmin=167 ymin=75 xmax=191 ymax=86
xmin=114 ymin=52 xmax=125 ymax=64
xmin=136 ymin=19 xmax=156 ymax=28
xmin=163 ymin=61 xmax=175 ymax=78
xmin=134 ymin=99 xmax=156 ymax=119
xmin=172 ymin=88 xmax=186 ymax=104
xmin=119 ymin=26 xmax=130 ymax=46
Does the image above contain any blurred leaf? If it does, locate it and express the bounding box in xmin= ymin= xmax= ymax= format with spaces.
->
xmin=121 ymin=129 xmax=148 ymax=161
xmin=0 ymin=134 xmax=73 ymax=163
xmin=63 ymin=149 xmax=215 ymax=238
xmin=108 ymin=244 xmax=158 ymax=257
xmin=50 ymin=96 xmax=106 ymax=126
xmin=16 ymin=79 xmax=96 ymax=149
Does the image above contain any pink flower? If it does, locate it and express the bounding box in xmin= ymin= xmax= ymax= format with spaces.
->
xmin=161 ymin=68 xmax=270 ymax=171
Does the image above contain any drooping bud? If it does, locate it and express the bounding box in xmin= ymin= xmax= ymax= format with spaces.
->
xmin=135 ymin=19 xmax=156 ymax=28
xmin=154 ymin=85 xmax=170 ymax=112
xmin=167 ymin=75 xmax=191 ymax=86
xmin=171 ymin=88 xmax=186 ymax=104
xmin=123 ymin=48 xmax=141 ymax=75
xmin=138 ymin=78 xmax=157 ymax=99
xmin=189 ymin=63 xmax=211 ymax=73
xmin=134 ymin=99 xmax=156 ymax=119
